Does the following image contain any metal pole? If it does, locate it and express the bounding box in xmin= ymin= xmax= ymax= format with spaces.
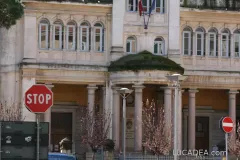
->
xmin=174 ymin=84 xmax=178 ymax=160
xmin=225 ymin=133 xmax=228 ymax=160
xmin=122 ymin=95 xmax=126 ymax=160
xmin=36 ymin=114 xmax=40 ymax=160
xmin=0 ymin=121 xmax=2 ymax=160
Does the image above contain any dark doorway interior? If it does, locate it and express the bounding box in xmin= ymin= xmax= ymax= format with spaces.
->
xmin=51 ymin=112 xmax=73 ymax=152
xmin=195 ymin=116 xmax=209 ymax=152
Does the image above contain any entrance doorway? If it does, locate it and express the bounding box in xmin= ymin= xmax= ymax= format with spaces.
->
xmin=51 ymin=112 xmax=73 ymax=152
xmin=195 ymin=116 xmax=209 ymax=151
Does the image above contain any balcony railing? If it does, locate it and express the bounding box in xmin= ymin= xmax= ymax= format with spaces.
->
xmin=181 ymin=0 xmax=240 ymax=11
xmin=33 ymin=0 xmax=112 ymax=4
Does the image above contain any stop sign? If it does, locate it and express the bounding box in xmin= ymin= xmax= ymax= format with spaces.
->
xmin=24 ymin=84 xmax=53 ymax=113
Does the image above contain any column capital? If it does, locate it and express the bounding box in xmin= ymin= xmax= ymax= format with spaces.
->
xmin=228 ymin=90 xmax=239 ymax=95
xmin=87 ymin=84 xmax=98 ymax=90
xmin=132 ymin=84 xmax=145 ymax=92
xmin=189 ymin=89 xmax=198 ymax=93
xmin=45 ymin=83 xmax=54 ymax=90
xmin=112 ymin=86 xmax=120 ymax=94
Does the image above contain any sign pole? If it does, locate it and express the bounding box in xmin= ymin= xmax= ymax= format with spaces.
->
xmin=0 ymin=121 xmax=2 ymax=160
xmin=36 ymin=114 xmax=40 ymax=160
xmin=225 ymin=133 xmax=228 ymax=160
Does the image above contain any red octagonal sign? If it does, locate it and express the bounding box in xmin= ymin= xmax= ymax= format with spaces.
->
xmin=24 ymin=84 xmax=53 ymax=113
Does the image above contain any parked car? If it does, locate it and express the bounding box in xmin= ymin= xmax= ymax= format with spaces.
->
xmin=48 ymin=152 xmax=78 ymax=160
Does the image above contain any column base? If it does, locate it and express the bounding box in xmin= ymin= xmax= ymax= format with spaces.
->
xmin=110 ymin=46 xmax=124 ymax=61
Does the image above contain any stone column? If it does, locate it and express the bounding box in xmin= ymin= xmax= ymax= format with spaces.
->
xmin=188 ymin=89 xmax=198 ymax=150
xmin=49 ymin=25 xmax=53 ymax=50
xmin=102 ymin=87 xmax=106 ymax=112
xmin=112 ymin=86 xmax=120 ymax=151
xmin=87 ymin=84 xmax=98 ymax=117
xmin=178 ymin=89 xmax=184 ymax=151
xmin=132 ymin=83 xmax=145 ymax=152
xmin=21 ymin=71 xmax=36 ymax=121
xmin=229 ymin=90 xmax=239 ymax=140
xmin=163 ymin=87 xmax=172 ymax=128
xmin=111 ymin=0 xmax=125 ymax=58
xmin=44 ymin=83 xmax=54 ymax=151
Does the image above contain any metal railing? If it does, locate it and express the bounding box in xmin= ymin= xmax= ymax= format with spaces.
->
xmin=32 ymin=0 xmax=112 ymax=4
xmin=181 ymin=0 xmax=240 ymax=11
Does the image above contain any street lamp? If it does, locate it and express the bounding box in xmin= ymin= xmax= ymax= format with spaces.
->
xmin=165 ymin=74 xmax=188 ymax=160
xmin=117 ymin=87 xmax=133 ymax=160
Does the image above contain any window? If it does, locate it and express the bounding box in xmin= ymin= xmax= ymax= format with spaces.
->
xmin=234 ymin=30 xmax=240 ymax=57
xmin=80 ymin=22 xmax=91 ymax=51
xmin=221 ymin=29 xmax=230 ymax=57
xmin=208 ymin=28 xmax=218 ymax=57
xmin=38 ymin=19 xmax=50 ymax=49
xmin=154 ymin=37 xmax=164 ymax=55
xmin=66 ymin=21 xmax=77 ymax=51
xmin=128 ymin=0 xmax=138 ymax=11
xmin=126 ymin=36 xmax=137 ymax=53
xmin=94 ymin=23 xmax=104 ymax=52
xmin=182 ymin=27 xmax=192 ymax=55
xmin=195 ymin=28 xmax=205 ymax=56
xmin=128 ymin=0 xmax=165 ymax=13
xmin=53 ymin=20 xmax=63 ymax=50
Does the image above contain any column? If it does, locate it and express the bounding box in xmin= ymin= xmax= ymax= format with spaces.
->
xmin=188 ymin=89 xmax=198 ymax=150
xmin=132 ymin=83 xmax=145 ymax=152
xmin=178 ymin=89 xmax=184 ymax=151
xmin=49 ymin=25 xmax=53 ymax=50
xmin=163 ymin=87 xmax=172 ymax=128
xmin=63 ymin=26 xmax=66 ymax=50
xmin=87 ymin=84 xmax=98 ymax=116
xmin=112 ymin=86 xmax=120 ymax=151
xmin=21 ymin=76 xmax=36 ymax=121
xmin=228 ymin=90 xmax=239 ymax=140
xmin=44 ymin=83 xmax=54 ymax=151
xmin=111 ymin=0 xmax=125 ymax=56
xmin=102 ymin=86 xmax=106 ymax=112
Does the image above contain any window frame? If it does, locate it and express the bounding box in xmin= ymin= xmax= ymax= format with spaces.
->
xmin=208 ymin=32 xmax=217 ymax=57
xmin=66 ymin=24 xmax=76 ymax=51
xmin=128 ymin=0 xmax=138 ymax=12
xmin=94 ymin=26 xmax=104 ymax=52
xmin=196 ymin=31 xmax=204 ymax=56
xmin=182 ymin=31 xmax=192 ymax=56
xmin=38 ymin=23 xmax=49 ymax=50
xmin=80 ymin=25 xmax=90 ymax=52
xmin=154 ymin=38 xmax=164 ymax=55
xmin=126 ymin=37 xmax=137 ymax=54
xmin=52 ymin=24 xmax=63 ymax=50
xmin=221 ymin=33 xmax=229 ymax=57
xmin=234 ymin=33 xmax=240 ymax=58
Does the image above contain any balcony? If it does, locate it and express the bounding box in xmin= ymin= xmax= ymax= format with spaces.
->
xmin=32 ymin=0 xmax=112 ymax=4
xmin=181 ymin=0 xmax=240 ymax=11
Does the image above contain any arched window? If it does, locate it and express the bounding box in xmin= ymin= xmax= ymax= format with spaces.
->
xmin=53 ymin=20 xmax=63 ymax=50
xmin=38 ymin=19 xmax=50 ymax=49
xmin=195 ymin=27 xmax=205 ymax=56
xmin=127 ymin=0 xmax=165 ymax=14
xmin=154 ymin=37 xmax=164 ymax=55
xmin=66 ymin=21 xmax=77 ymax=51
xmin=208 ymin=28 xmax=218 ymax=57
xmin=126 ymin=36 xmax=136 ymax=53
xmin=182 ymin=27 xmax=192 ymax=55
xmin=221 ymin=29 xmax=230 ymax=57
xmin=94 ymin=23 xmax=104 ymax=52
xmin=80 ymin=21 xmax=91 ymax=51
xmin=234 ymin=29 xmax=240 ymax=57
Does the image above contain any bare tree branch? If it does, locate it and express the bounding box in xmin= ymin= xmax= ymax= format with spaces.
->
xmin=142 ymin=99 xmax=173 ymax=156
xmin=228 ymin=121 xmax=240 ymax=158
xmin=0 ymin=101 xmax=23 ymax=121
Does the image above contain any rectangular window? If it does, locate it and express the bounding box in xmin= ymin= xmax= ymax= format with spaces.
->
xmin=154 ymin=43 xmax=158 ymax=54
xmin=156 ymin=0 xmax=164 ymax=13
xmin=127 ymin=41 xmax=131 ymax=53
xmin=95 ymin=27 xmax=103 ymax=52
xmin=234 ymin=34 xmax=240 ymax=57
xmin=53 ymin=25 xmax=62 ymax=50
xmin=66 ymin=25 xmax=75 ymax=50
xmin=39 ymin=24 xmax=48 ymax=49
xmin=183 ymin=31 xmax=191 ymax=55
xmin=196 ymin=32 xmax=204 ymax=56
xmin=128 ymin=0 xmax=138 ymax=11
xmin=209 ymin=33 xmax=216 ymax=56
xmin=221 ymin=34 xmax=229 ymax=57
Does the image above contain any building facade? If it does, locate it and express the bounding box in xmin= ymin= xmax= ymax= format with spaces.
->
xmin=0 ymin=0 xmax=240 ymax=155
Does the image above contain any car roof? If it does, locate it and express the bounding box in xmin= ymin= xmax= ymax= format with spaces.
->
xmin=48 ymin=152 xmax=76 ymax=158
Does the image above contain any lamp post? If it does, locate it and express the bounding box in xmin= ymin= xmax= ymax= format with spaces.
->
xmin=117 ymin=87 xmax=133 ymax=160
xmin=166 ymin=74 xmax=187 ymax=160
